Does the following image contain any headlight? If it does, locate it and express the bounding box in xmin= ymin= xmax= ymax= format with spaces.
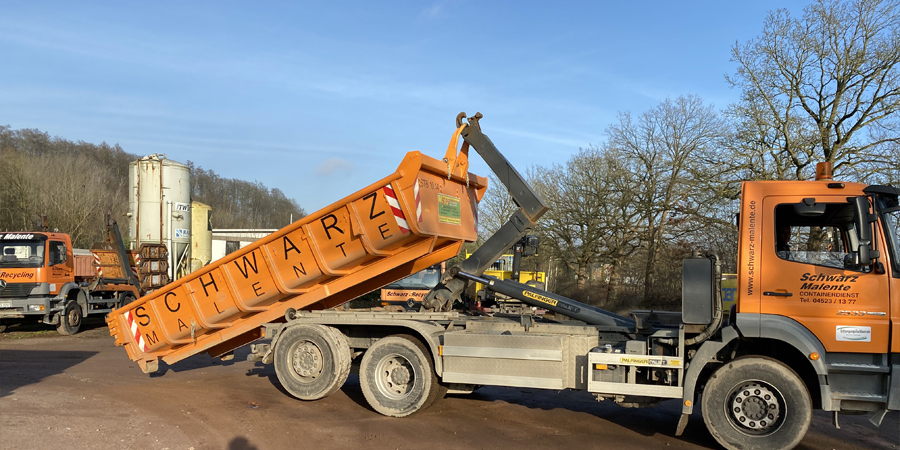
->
xmin=28 ymin=304 xmax=45 ymax=312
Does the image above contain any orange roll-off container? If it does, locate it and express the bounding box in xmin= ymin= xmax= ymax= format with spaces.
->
xmin=107 ymin=125 xmax=487 ymax=373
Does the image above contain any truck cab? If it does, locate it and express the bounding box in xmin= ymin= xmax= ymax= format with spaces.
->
xmin=0 ymin=232 xmax=82 ymax=334
xmin=716 ymin=168 xmax=900 ymax=447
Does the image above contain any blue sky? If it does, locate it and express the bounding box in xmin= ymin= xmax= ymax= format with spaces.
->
xmin=1 ymin=1 xmax=809 ymax=215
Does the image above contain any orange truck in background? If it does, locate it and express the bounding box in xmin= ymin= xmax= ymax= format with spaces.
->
xmin=380 ymin=263 xmax=444 ymax=310
xmin=0 ymin=218 xmax=144 ymax=335
xmin=108 ymin=114 xmax=896 ymax=450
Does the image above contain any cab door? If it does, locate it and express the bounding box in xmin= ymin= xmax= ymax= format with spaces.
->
xmin=877 ymin=194 xmax=900 ymax=410
xmin=47 ymin=240 xmax=73 ymax=296
xmin=759 ymin=196 xmax=891 ymax=353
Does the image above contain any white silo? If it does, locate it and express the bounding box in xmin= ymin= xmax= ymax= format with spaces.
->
xmin=128 ymin=154 xmax=192 ymax=280
xmin=190 ymin=201 xmax=213 ymax=273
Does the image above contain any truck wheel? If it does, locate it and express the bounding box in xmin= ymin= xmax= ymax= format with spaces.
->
xmin=56 ymin=300 xmax=83 ymax=336
xmin=274 ymin=324 xmax=351 ymax=401
xmin=359 ymin=334 xmax=442 ymax=417
xmin=702 ymin=357 xmax=811 ymax=450
xmin=117 ymin=292 xmax=136 ymax=308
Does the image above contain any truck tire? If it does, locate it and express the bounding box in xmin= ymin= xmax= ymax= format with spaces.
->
xmin=702 ymin=357 xmax=811 ymax=450
xmin=359 ymin=334 xmax=442 ymax=417
xmin=117 ymin=292 xmax=136 ymax=308
xmin=274 ymin=324 xmax=351 ymax=401
xmin=56 ymin=300 xmax=82 ymax=336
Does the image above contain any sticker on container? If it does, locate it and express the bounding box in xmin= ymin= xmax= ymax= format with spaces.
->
xmin=836 ymin=326 xmax=871 ymax=342
xmin=175 ymin=228 xmax=191 ymax=238
xmin=174 ymin=202 xmax=191 ymax=212
xmin=438 ymin=194 xmax=461 ymax=225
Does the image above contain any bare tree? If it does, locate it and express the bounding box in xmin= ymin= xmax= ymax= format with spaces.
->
xmin=476 ymin=173 xmax=520 ymax=240
xmin=41 ymin=153 xmax=128 ymax=245
xmin=528 ymin=146 xmax=643 ymax=302
xmin=0 ymin=148 xmax=38 ymax=231
xmin=727 ymin=0 xmax=900 ymax=179
xmin=607 ymin=95 xmax=724 ymax=302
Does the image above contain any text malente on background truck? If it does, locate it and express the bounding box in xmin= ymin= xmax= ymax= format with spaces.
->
xmin=108 ymin=113 xmax=898 ymax=450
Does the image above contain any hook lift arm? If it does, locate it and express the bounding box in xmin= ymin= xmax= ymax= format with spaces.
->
xmin=423 ymin=112 xmax=550 ymax=311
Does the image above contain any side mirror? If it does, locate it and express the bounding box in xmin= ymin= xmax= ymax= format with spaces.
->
xmin=853 ymin=196 xmax=872 ymax=242
xmin=857 ymin=245 xmax=871 ymax=265
xmin=852 ymin=196 xmax=875 ymax=265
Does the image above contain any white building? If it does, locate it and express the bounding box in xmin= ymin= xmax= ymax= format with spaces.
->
xmin=211 ymin=229 xmax=278 ymax=262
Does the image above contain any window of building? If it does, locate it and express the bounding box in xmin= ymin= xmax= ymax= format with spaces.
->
xmin=225 ymin=241 xmax=241 ymax=256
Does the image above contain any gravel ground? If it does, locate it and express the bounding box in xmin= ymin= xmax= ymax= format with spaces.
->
xmin=0 ymin=318 xmax=897 ymax=450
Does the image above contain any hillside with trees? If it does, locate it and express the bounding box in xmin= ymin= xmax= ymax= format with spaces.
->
xmin=0 ymin=126 xmax=306 ymax=248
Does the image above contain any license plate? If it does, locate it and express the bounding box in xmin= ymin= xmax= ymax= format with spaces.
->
xmin=0 ymin=301 xmax=11 ymax=308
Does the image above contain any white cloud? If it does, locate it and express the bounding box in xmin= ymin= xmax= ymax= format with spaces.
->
xmin=489 ymin=125 xmax=596 ymax=149
xmin=316 ymin=157 xmax=355 ymax=175
xmin=420 ymin=3 xmax=443 ymax=19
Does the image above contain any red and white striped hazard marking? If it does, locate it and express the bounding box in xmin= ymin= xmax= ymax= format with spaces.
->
xmin=414 ymin=182 xmax=422 ymax=223
xmin=125 ymin=309 xmax=150 ymax=352
xmin=93 ymin=252 xmax=103 ymax=277
xmin=383 ymin=184 xmax=409 ymax=234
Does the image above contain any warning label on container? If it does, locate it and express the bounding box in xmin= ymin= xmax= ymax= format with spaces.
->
xmin=438 ymin=194 xmax=461 ymax=225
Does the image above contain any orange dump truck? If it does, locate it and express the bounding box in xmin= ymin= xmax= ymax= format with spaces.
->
xmin=0 ymin=218 xmax=143 ymax=335
xmin=109 ymin=114 xmax=896 ymax=450
xmin=107 ymin=122 xmax=486 ymax=373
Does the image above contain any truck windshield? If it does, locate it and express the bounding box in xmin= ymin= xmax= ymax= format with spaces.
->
xmin=385 ymin=267 xmax=441 ymax=290
xmin=0 ymin=241 xmax=45 ymax=268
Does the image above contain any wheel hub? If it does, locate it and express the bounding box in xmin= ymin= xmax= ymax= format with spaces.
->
xmin=68 ymin=308 xmax=80 ymax=325
xmin=292 ymin=342 xmax=323 ymax=378
xmin=730 ymin=383 xmax=780 ymax=431
xmin=378 ymin=356 xmax=413 ymax=398
xmin=389 ymin=362 xmax=411 ymax=386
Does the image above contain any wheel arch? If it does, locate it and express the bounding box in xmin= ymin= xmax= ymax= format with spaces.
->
xmin=57 ymin=283 xmax=86 ymax=314
xmin=735 ymin=313 xmax=829 ymax=409
xmin=684 ymin=316 xmax=828 ymax=415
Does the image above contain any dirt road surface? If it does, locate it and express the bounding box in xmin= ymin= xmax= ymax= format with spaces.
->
xmin=1 ymin=319 xmax=897 ymax=450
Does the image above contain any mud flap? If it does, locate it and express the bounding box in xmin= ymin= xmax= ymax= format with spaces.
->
xmin=675 ymin=413 xmax=690 ymax=436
